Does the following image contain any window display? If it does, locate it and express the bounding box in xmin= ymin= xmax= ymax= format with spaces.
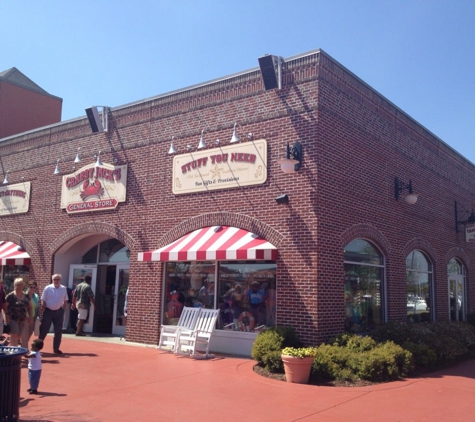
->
xmin=163 ymin=260 xmax=276 ymax=331
xmin=344 ymin=239 xmax=384 ymax=333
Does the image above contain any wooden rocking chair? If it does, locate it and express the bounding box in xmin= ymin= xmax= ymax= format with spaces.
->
xmin=157 ymin=307 xmax=201 ymax=352
xmin=176 ymin=308 xmax=220 ymax=358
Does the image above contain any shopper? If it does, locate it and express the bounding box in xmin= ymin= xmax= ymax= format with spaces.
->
xmin=72 ymin=275 xmax=95 ymax=336
xmin=25 ymin=338 xmax=44 ymax=394
xmin=39 ymin=274 xmax=69 ymax=354
xmin=21 ymin=280 xmax=40 ymax=349
xmin=3 ymin=278 xmax=31 ymax=347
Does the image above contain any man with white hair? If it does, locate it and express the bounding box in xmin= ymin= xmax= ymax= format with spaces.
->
xmin=39 ymin=274 xmax=69 ymax=354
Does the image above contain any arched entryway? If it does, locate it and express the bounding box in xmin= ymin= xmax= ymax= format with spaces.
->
xmin=54 ymin=235 xmax=130 ymax=336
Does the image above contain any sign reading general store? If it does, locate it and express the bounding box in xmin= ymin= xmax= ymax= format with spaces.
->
xmin=61 ymin=163 xmax=127 ymax=214
xmin=0 ymin=182 xmax=31 ymax=216
xmin=172 ymin=139 xmax=268 ymax=194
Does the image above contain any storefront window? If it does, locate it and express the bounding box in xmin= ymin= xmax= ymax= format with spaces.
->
xmin=448 ymin=258 xmax=465 ymax=322
xmin=163 ymin=260 xmax=276 ymax=332
xmin=82 ymin=240 xmax=130 ymax=264
xmin=2 ymin=265 xmax=30 ymax=294
xmin=344 ymin=239 xmax=384 ymax=334
xmin=406 ymin=250 xmax=433 ymax=322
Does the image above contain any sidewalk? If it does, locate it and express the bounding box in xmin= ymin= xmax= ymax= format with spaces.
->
xmin=17 ymin=334 xmax=475 ymax=422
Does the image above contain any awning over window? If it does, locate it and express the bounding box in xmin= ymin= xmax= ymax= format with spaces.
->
xmin=138 ymin=226 xmax=277 ymax=262
xmin=0 ymin=241 xmax=31 ymax=266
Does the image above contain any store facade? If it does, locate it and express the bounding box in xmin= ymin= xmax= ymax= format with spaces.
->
xmin=1 ymin=49 xmax=474 ymax=356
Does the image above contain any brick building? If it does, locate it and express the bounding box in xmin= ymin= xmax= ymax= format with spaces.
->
xmin=0 ymin=67 xmax=62 ymax=139
xmin=1 ymin=49 xmax=474 ymax=356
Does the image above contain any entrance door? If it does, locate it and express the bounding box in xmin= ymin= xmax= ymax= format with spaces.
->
xmin=449 ymin=275 xmax=465 ymax=321
xmin=68 ymin=265 xmax=97 ymax=333
xmin=113 ymin=265 xmax=129 ymax=336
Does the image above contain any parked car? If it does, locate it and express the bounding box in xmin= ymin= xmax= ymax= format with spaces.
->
xmin=407 ymin=299 xmax=427 ymax=312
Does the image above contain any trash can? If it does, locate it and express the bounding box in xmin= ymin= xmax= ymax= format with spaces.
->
xmin=0 ymin=346 xmax=27 ymax=422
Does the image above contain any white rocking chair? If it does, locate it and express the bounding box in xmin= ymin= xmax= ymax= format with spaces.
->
xmin=176 ymin=308 xmax=220 ymax=358
xmin=157 ymin=307 xmax=201 ymax=352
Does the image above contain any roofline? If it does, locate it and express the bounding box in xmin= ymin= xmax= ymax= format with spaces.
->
xmin=0 ymin=48 xmax=472 ymax=168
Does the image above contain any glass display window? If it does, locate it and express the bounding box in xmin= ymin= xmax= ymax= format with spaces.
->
xmin=344 ymin=239 xmax=384 ymax=334
xmin=406 ymin=250 xmax=433 ymax=323
xmin=163 ymin=260 xmax=276 ymax=332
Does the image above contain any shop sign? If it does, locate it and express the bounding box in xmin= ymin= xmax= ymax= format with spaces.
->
xmin=0 ymin=182 xmax=31 ymax=216
xmin=172 ymin=139 xmax=267 ymax=195
xmin=61 ymin=163 xmax=127 ymax=214
xmin=466 ymin=225 xmax=475 ymax=242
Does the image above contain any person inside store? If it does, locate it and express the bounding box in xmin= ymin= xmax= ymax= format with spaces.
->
xmin=248 ymin=281 xmax=267 ymax=325
xmin=21 ymin=280 xmax=40 ymax=350
xmin=39 ymin=274 xmax=69 ymax=354
xmin=0 ymin=279 xmax=5 ymax=339
xmin=165 ymin=290 xmax=183 ymax=323
xmin=72 ymin=275 xmax=96 ymax=336
xmin=2 ymin=277 xmax=32 ymax=348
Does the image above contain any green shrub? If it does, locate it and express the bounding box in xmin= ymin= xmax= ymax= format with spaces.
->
xmin=252 ymin=326 xmax=302 ymax=372
xmin=402 ymin=341 xmax=437 ymax=368
xmin=332 ymin=333 xmax=377 ymax=352
xmin=370 ymin=321 xmax=475 ymax=368
xmin=312 ymin=339 xmax=412 ymax=382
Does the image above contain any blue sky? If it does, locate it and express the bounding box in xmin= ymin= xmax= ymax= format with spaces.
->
xmin=1 ymin=1 xmax=474 ymax=162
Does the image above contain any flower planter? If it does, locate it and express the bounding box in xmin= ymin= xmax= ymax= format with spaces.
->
xmin=281 ymin=355 xmax=314 ymax=384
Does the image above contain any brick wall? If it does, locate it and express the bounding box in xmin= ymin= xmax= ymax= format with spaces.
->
xmin=1 ymin=49 xmax=474 ymax=346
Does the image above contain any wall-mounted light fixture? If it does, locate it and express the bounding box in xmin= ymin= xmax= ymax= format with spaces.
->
xmin=394 ymin=177 xmax=419 ymax=205
xmin=168 ymin=137 xmax=177 ymax=155
xmin=275 ymin=194 xmax=289 ymax=204
xmin=85 ymin=106 xmax=109 ymax=133
xmin=230 ymin=123 xmax=239 ymax=143
xmin=94 ymin=151 xmax=103 ymax=167
xmin=2 ymin=171 xmax=9 ymax=185
xmin=74 ymin=147 xmax=82 ymax=164
xmin=258 ymin=55 xmax=283 ymax=90
xmin=278 ymin=141 xmax=302 ymax=174
xmin=197 ymin=130 xmax=206 ymax=149
xmin=454 ymin=200 xmax=475 ymax=233
xmin=53 ymin=159 xmax=61 ymax=175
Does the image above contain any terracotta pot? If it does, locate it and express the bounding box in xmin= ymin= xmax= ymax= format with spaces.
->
xmin=281 ymin=355 xmax=313 ymax=384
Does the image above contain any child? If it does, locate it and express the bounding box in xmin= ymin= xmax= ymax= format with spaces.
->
xmin=25 ymin=338 xmax=43 ymax=394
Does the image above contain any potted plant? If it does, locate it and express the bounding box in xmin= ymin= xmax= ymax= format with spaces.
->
xmin=281 ymin=347 xmax=317 ymax=384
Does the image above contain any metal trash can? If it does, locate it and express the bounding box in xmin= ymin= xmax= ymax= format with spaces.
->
xmin=0 ymin=346 xmax=27 ymax=422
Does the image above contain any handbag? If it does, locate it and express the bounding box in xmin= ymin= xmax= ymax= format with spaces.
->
xmin=3 ymin=323 xmax=10 ymax=334
xmin=34 ymin=318 xmax=41 ymax=336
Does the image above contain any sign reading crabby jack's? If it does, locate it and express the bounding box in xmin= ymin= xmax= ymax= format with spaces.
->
xmin=0 ymin=182 xmax=31 ymax=216
xmin=466 ymin=225 xmax=475 ymax=242
xmin=61 ymin=163 xmax=127 ymax=214
xmin=172 ymin=139 xmax=267 ymax=195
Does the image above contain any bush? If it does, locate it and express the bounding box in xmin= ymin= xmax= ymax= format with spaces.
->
xmin=370 ymin=321 xmax=475 ymax=369
xmin=312 ymin=336 xmax=412 ymax=382
xmin=252 ymin=326 xmax=302 ymax=372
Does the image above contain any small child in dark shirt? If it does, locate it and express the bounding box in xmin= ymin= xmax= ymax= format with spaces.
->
xmin=25 ymin=338 xmax=43 ymax=394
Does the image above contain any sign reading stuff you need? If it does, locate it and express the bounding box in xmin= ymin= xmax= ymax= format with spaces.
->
xmin=0 ymin=182 xmax=31 ymax=216
xmin=172 ymin=139 xmax=267 ymax=195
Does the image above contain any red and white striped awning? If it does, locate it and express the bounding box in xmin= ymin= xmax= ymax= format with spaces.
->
xmin=138 ymin=226 xmax=277 ymax=262
xmin=0 ymin=241 xmax=31 ymax=266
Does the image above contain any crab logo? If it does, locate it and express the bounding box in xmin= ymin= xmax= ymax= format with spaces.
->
xmin=80 ymin=179 xmax=104 ymax=201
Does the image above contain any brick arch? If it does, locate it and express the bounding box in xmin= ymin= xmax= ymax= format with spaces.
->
xmin=158 ymin=212 xmax=284 ymax=249
xmin=403 ymin=237 xmax=438 ymax=264
xmin=49 ymin=222 xmax=136 ymax=254
xmin=445 ymin=247 xmax=470 ymax=268
xmin=0 ymin=231 xmax=32 ymax=251
xmin=340 ymin=224 xmax=391 ymax=257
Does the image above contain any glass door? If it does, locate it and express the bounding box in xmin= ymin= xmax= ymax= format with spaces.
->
xmin=68 ymin=265 xmax=97 ymax=333
xmin=113 ymin=265 xmax=129 ymax=336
